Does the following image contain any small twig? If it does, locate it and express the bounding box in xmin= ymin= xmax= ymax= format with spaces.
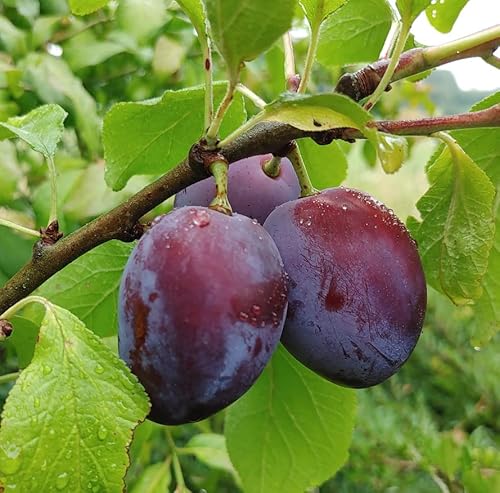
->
xmin=205 ymin=79 xmax=238 ymax=148
xmin=283 ymin=32 xmax=300 ymax=91
xmin=365 ymin=21 xmax=410 ymax=110
xmin=298 ymin=8 xmax=322 ymax=93
xmin=0 ymin=218 xmax=40 ymax=238
xmin=236 ymin=83 xmax=267 ymax=109
xmin=483 ymin=53 xmax=500 ymax=69
xmin=46 ymin=155 xmax=58 ymax=226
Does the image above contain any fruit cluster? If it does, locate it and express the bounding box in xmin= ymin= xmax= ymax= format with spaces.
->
xmin=118 ymin=155 xmax=427 ymax=425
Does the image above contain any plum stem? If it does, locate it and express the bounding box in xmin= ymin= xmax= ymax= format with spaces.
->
xmin=209 ymin=159 xmax=233 ymax=215
xmin=262 ymin=156 xmax=282 ymax=178
xmin=0 ymin=218 xmax=40 ymax=238
xmin=287 ymin=144 xmax=317 ymax=197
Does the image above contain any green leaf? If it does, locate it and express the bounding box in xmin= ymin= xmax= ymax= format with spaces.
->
xmin=205 ymin=0 xmax=296 ymax=79
xmin=0 ymin=104 xmax=67 ymax=158
xmin=103 ymin=82 xmax=246 ymax=190
xmin=317 ymin=0 xmax=392 ymax=67
xmin=185 ymin=433 xmax=236 ymax=475
xmin=36 ymin=241 xmax=133 ymax=337
xmin=396 ymin=0 xmax=432 ymax=24
xmin=116 ymin=0 xmax=168 ymax=43
xmin=0 ymin=302 xmax=150 ymax=492
xmin=130 ymin=461 xmax=171 ymax=493
xmin=456 ymin=92 xmax=500 ymax=344
xmin=69 ymin=0 xmax=110 ymax=15
xmin=21 ymin=53 xmax=101 ymax=159
xmin=176 ymin=0 xmax=208 ymax=44
xmin=299 ymin=0 xmax=348 ymax=27
xmin=225 ymin=346 xmax=356 ymax=493
xmin=63 ymin=31 xmax=125 ymax=71
xmin=408 ymin=144 xmax=496 ymax=304
xmin=0 ymin=16 xmax=28 ymax=59
xmin=298 ymin=139 xmax=347 ymax=189
xmin=263 ymin=92 xmax=373 ymax=133
xmin=426 ymin=0 xmax=468 ymax=33
xmin=471 ymin=210 xmax=500 ymax=347
xmin=0 ymin=140 xmax=22 ymax=203
xmin=377 ymin=133 xmax=408 ymax=174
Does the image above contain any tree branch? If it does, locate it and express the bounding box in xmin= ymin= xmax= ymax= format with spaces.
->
xmin=1 ymin=26 xmax=499 ymax=315
xmin=335 ymin=25 xmax=499 ymax=102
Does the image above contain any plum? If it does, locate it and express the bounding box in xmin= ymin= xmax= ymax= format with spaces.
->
xmin=118 ymin=207 xmax=288 ymax=424
xmin=264 ymin=187 xmax=426 ymax=388
xmin=174 ymin=154 xmax=300 ymax=223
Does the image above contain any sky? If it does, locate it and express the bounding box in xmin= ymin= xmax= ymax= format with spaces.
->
xmin=388 ymin=0 xmax=500 ymax=91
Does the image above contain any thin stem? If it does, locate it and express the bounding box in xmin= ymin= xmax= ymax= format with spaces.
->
xmin=365 ymin=22 xmax=410 ymax=110
xmin=0 ymin=218 xmax=40 ymax=238
xmin=202 ymin=38 xmax=214 ymax=131
xmin=209 ymin=160 xmax=232 ymax=215
xmin=298 ymin=9 xmax=322 ymax=94
xmin=287 ymin=144 xmax=317 ymax=197
xmin=205 ymin=78 xmax=238 ymax=148
xmin=0 ymin=372 xmax=20 ymax=385
xmin=217 ymin=111 xmax=267 ymax=149
xmin=431 ymin=132 xmax=465 ymax=163
xmin=1 ymin=295 xmax=49 ymax=320
xmin=262 ymin=156 xmax=282 ymax=178
xmin=483 ymin=53 xmax=500 ymax=69
xmin=46 ymin=155 xmax=58 ymax=226
xmin=236 ymin=83 xmax=267 ymax=109
xmin=165 ymin=430 xmax=187 ymax=490
xmin=283 ymin=32 xmax=299 ymax=91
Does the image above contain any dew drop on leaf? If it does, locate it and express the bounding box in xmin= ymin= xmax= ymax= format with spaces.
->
xmin=55 ymin=472 xmax=69 ymax=490
xmin=97 ymin=425 xmax=108 ymax=441
xmin=0 ymin=445 xmax=22 ymax=475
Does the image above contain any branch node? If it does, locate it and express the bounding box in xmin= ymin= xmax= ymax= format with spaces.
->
xmin=0 ymin=319 xmax=13 ymax=340
xmin=39 ymin=220 xmax=63 ymax=246
xmin=188 ymin=141 xmax=226 ymax=177
xmin=274 ymin=141 xmax=297 ymax=157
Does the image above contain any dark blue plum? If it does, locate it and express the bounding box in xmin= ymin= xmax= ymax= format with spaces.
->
xmin=119 ymin=207 xmax=288 ymax=424
xmin=264 ymin=187 xmax=426 ymax=388
xmin=174 ymin=154 xmax=300 ymax=223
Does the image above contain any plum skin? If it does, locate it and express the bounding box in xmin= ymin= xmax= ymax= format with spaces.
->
xmin=118 ymin=207 xmax=288 ymax=425
xmin=174 ymin=154 xmax=300 ymax=223
xmin=264 ymin=187 xmax=427 ymax=388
